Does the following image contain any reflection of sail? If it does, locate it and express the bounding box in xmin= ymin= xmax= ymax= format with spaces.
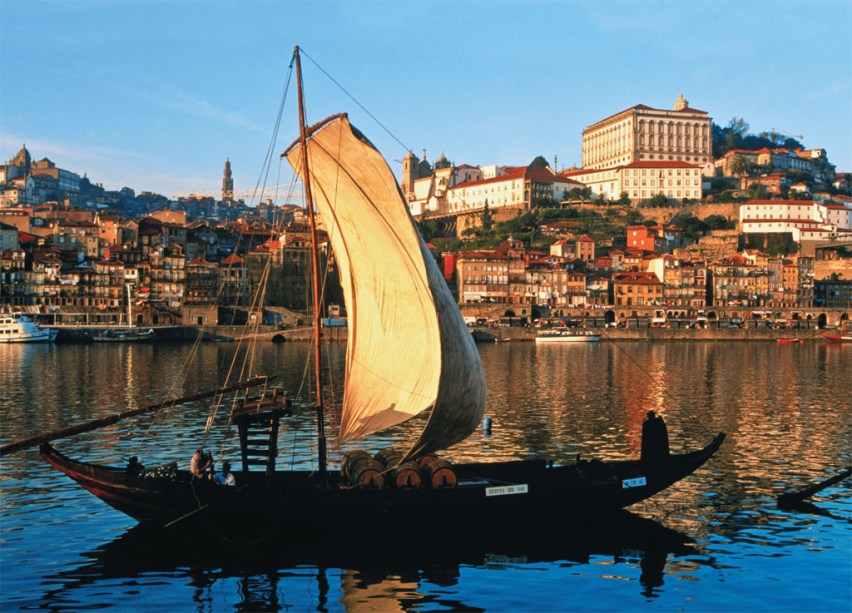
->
xmin=340 ymin=572 xmax=424 ymax=613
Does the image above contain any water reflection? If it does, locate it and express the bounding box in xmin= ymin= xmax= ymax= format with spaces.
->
xmin=1 ymin=342 xmax=850 ymax=611
xmin=32 ymin=511 xmax=697 ymax=611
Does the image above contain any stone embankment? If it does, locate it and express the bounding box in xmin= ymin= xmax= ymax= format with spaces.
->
xmin=48 ymin=322 xmax=834 ymax=344
xmin=469 ymin=325 xmax=828 ymax=342
xmin=203 ymin=323 xmax=830 ymax=343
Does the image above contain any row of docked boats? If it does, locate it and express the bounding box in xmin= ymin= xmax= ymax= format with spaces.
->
xmin=1 ymin=309 xmax=157 ymax=343
xmin=0 ymin=310 xmax=56 ymax=343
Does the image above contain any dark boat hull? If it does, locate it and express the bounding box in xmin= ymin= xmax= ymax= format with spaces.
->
xmin=41 ymin=434 xmax=724 ymax=540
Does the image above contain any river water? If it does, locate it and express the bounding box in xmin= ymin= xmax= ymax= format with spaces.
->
xmin=0 ymin=340 xmax=849 ymax=612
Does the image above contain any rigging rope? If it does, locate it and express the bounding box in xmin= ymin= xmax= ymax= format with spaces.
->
xmin=300 ymin=48 xmax=410 ymax=155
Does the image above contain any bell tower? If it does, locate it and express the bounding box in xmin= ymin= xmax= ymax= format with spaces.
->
xmin=222 ymin=159 xmax=234 ymax=201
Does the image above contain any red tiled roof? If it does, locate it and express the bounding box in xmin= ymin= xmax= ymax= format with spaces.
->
xmin=561 ymin=160 xmax=699 ymax=176
xmin=220 ymin=254 xmax=244 ymax=265
xmin=744 ymin=200 xmax=815 ymax=205
xmin=584 ymin=103 xmax=708 ymax=132
xmin=612 ymin=271 xmax=662 ymax=284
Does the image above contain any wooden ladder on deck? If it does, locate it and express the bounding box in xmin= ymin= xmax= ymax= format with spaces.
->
xmin=232 ymin=396 xmax=287 ymax=476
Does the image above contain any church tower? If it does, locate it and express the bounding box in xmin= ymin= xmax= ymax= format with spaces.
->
xmin=674 ymin=93 xmax=688 ymax=111
xmin=401 ymin=150 xmax=418 ymax=197
xmin=222 ymin=159 xmax=234 ymax=201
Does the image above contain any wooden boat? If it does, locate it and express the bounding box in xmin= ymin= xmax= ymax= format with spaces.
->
xmin=6 ymin=47 xmax=724 ymax=539
xmin=39 ymin=437 xmax=722 ymax=536
xmin=535 ymin=328 xmax=601 ymax=343
xmin=92 ymin=327 xmax=155 ymax=342
xmin=776 ymin=338 xmax=804 ymax=344
xmin=820 ymin=332 xmax=852 ymax=343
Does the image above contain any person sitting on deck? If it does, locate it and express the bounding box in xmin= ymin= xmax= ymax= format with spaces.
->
xmin=190 ymin=448 xmax=213 ymax=479
xmin=126 ymin=456 xmax=144 ymax=476
xmin=213 ymin=461 xmax=236 ymax=487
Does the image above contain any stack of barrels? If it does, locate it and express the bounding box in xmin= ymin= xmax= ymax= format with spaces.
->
xmin=340 ymin=449 xmax=458 ymax=490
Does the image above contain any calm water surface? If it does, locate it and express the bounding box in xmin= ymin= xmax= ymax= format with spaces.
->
xmin=0 ymin=340 xmax=850 ymax=612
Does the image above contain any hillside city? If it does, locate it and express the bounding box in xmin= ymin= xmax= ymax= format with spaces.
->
xmin=1 ymin=94 xmax=851 ymax=328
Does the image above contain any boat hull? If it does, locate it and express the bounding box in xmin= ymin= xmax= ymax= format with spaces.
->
xmin=41 ymin=434 xmax=724 ymax=539
xmin=535 ymin=333 xmax=600 ymax=343
xmin=821 ymin=333 xmax=852 ymax=342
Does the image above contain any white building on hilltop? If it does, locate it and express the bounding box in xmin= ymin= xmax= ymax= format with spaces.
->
xmin=582 ymin=94 xmax=714 ymax=177
xmin=403 ymin=151 xmax=582 ymax=217
xmin=561 ymin=160 xmax=703 ymax=202
xmin=739 ymin=199 xmax=852 ymax=242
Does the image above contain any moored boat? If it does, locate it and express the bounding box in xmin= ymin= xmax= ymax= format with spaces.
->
xmin=535 ymin=328 xmax=601 ymax=343
xmin=93 ymin=328 xmax=155 ymax=342
xmin=820 ymin=332 xmax=852 ymax=343
xmin=3 ymin=47 xmax=724 ymax=541
xmin=0 ymin=310 xmax=51 ymax=343
xmin=777 ymin=338 xmax=804 ymax=344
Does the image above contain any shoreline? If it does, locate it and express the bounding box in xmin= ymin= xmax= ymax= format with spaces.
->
xmin=37 ymin=323 xmax=841 ymax=344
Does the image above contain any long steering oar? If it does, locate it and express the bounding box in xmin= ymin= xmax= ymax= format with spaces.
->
xmin=777 ymin=467 xmax=851 ymax=505
xmin=0 ymin=376 xmax=275 ymax=457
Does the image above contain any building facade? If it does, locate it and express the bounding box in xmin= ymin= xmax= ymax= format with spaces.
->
xmin=581 ymin=94 xmax=713 ymax=177
xmin=562 ymin=160 xmax=704 ymax=202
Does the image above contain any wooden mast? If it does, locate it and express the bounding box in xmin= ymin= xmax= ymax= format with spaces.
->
xmin=294 ymin=45 xmax=328 ymax=483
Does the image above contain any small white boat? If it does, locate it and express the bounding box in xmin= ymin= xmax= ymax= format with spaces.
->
xmin=0 ymin=311 xmax=51 ymax=343
xmin=535 ymin=328 xmax=601 ymax=343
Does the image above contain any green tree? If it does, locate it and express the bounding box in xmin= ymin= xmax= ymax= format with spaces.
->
xmin=749 ymin=183 xmax=769 ymax=200
xmin=626 ymin=209 xmax=645 ymax=225
xmin=480 ymin=201 xmax=494 ymax=232
xmin=649 ymin=193 xmax=669 ymax=207
xmin=726 ymin=117 xmax=749 ymax=148
xmin=566 ymin=187 xmax=588 ymax=200
xmin=704 ymin=214 xmax=732 ymax=230
xmin=529 ymin=155 xmax=550 ymax=169
xmin=730 ymin=154 xmax=754 ymax=179
xmin=678 ymin=214 xmax=709 ymax=240
xmin=618 ymin=192 xmax=631 ymax=205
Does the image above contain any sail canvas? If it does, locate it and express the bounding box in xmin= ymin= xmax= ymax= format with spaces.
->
xmin=284 ymin=115 xmax=486 ymax=457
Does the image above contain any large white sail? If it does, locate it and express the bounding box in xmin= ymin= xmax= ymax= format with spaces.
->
xmin=284 ymin=115 xmax=485 ymax=457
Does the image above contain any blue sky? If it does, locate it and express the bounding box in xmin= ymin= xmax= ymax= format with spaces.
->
xmin=1 ymin=1 xmax=850 ymax=200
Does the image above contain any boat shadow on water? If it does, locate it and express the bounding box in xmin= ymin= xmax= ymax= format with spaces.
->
xmin=34 ymin=511 xmax=701 ymax=610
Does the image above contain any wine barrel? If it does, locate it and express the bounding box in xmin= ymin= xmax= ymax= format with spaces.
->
xmin=341 ymin=451 xmax=385 ymax=489
xmin=374 ymin=448 xmax=421 ymax=489
xmin=418 ymin=455 xmax=457 ymax=489
xmin=390 ymin=461 xmax=421 ymax=489
xmin=374 ymin=448 xmax=402 ymax=467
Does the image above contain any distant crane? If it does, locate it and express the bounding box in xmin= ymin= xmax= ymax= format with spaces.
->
xmin=762 ymin=128 xmax=804 ymax=147
xmin=172 ymin=182 xmax=299 ymax=201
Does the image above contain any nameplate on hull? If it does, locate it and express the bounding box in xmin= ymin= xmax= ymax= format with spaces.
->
xmin=485 ymin=484 xmax=529 ymax=497
xmin=622 ymin=476 xmax=647 ymax=489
